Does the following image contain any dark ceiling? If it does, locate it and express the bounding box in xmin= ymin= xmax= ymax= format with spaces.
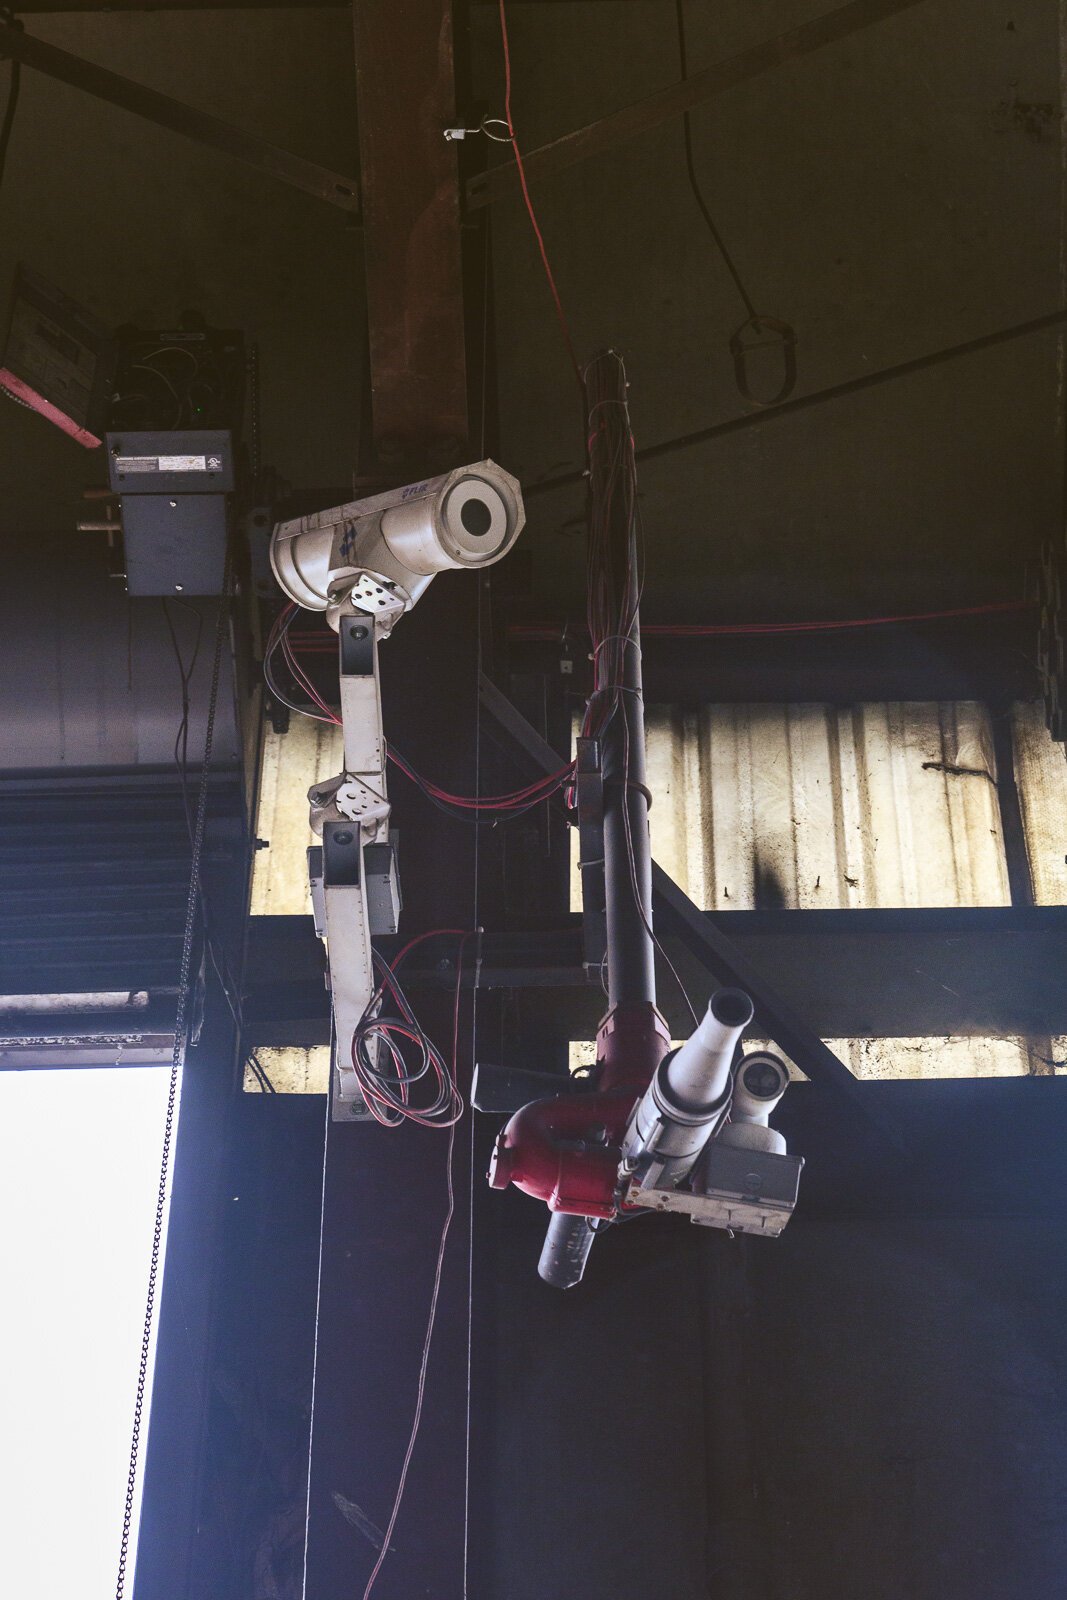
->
xmin=1 ymin=0 xmax=1061 ymax=622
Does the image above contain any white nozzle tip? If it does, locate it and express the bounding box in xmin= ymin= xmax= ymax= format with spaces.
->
xmin=709 ymin=988 xmax=754 ymax=1030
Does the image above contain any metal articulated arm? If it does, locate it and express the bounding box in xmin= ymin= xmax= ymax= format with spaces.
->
xmin=270 ymin=460 xmax=525 ymax=1121
xmin=309 ymin=595 xmax=403 ymax=1120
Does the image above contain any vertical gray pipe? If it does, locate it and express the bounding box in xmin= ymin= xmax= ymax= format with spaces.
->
xmin=536 ymin=353 xmax=656 ymax=1289
xmin=601 ymin=633 xmax=655 ymax=1008
xmin=538 ymin=1213 xmax=598 ymax=1289
xmin=596 ymin=353 xmax=656 ymax=1012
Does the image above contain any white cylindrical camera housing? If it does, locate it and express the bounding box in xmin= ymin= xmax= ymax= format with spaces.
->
xmin=270 ymin=459 xmax=525 ymax=618
xmin=718 ymin=1051 xmax=790 ymax=1155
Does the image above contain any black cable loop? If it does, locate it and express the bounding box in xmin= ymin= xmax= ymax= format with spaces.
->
xmin=674 ymin=0 xmax=797 ymax=406
xmin=115 ymin=579 xmax=230 ymax=1600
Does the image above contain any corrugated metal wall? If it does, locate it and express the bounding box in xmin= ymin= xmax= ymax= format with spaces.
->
xmin=571 ymin=1035 xmax=1067 ymax=1081
xmin=251 ymin=720 xmax=342 ymax=915
xmin=616 ymin=700 xmax=1013 ymax=911
xmin=258 ymin=701 xmax=1067 ymax=918
xmin=253 ymin=700 xmax=1067 ymax=1086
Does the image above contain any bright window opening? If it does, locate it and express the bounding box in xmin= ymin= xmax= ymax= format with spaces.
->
xmin=0 ymin=1066 xmax=175 ymax=1600
xmin=570 ymin=1036 xmax=1067 ymax=1080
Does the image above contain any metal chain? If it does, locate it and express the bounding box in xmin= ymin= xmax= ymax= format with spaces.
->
xmin=248 ymin=344 xmax=261 ymax=491
xmin=115 ymin=581 xmax=230 ymax=1599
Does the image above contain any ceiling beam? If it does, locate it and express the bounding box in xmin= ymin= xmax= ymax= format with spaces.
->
xmin=527 ymin=306 xmax=1067 ymax=496
xmin=244 ymin=907 xmax=1067 ymax=1046
xmin=9 ymin=1 xmax=651 ymax=9
xmin=10 ymin=1 xmax=347 ymax=9
xmin=0 ymin=18 xmax=361 ymax=211
xmin=467 ymin=0 xmax=931 ymax=210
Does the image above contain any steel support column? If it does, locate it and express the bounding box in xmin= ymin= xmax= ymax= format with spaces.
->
xmin=353 ymin=0 xmax=469 ymax=468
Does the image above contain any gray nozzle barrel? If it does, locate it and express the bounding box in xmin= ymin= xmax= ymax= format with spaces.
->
xmin=538 ymin=1213 xmax=597 ymax=1289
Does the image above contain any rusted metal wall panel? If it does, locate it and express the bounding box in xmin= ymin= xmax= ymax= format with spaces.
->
xmin=582 ymin=701 xmax=1013 ymax=911
xmin=259 ymin=701 xmax=1067 ymax=919
xmin=243 ymin=1044 xmax=329 ymax=1093
xmin=566 ymin=696 xmax=1067 ymax=1079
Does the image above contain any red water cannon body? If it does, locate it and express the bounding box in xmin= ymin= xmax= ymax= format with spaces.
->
xmin=488 ymin=1003 xmax=671 ymax=1219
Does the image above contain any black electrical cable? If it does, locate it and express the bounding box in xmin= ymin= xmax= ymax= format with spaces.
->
xmin=245 ymin=1050 xmax=277 ymax=1094
xmin=674 ymin=0 xmax=756 ymax=321
xmin=162 ymin=597 xmax=263 ymax=1069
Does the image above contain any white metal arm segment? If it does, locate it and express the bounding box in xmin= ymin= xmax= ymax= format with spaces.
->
xmin=310 ymin=602 xmax=401 ymax=1119
xmin=271 ymin=461 xmax=525 ymax=1121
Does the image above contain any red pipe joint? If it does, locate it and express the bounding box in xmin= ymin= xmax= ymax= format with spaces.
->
xmin=487 ymin=1004 xmax=671 ymax=1219
xmin=488 ymin=1090 xmax=630 ymax=1218
xmin=596 ymin=1003 xmax=671 ymax=1094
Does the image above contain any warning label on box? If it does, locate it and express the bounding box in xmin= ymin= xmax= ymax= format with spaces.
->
xmin=115 ymin=454 xmax=210 ymax=473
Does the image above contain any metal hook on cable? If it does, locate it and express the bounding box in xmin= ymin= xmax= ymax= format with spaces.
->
xmin=444 ymin=115 xmax=512 ymax=144
xmin=730 ymin=314 xmax=798 ymax=407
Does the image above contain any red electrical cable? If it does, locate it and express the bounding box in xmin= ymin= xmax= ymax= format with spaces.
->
xmin=509 ymin=599 xmax=1031 ymax=643
xmin=498 ymin=0 xmax=584 ymax=397
xmin=359 ymin=934 xmax=471 ymax=1600
xmin=388 ymin=747 xmax=574 ymax=811
xmin=270 ymin=614 xmax=574 ymax=811
xmin=389 ymin=927 xmax=472 ymax=971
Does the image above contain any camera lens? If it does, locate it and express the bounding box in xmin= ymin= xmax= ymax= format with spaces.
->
xmin=461 ymin=497 xmax=493 ymax=538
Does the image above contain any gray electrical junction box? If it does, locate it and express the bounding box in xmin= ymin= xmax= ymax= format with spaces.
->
xmin=106 ymin=429 xmax=233 ymax=596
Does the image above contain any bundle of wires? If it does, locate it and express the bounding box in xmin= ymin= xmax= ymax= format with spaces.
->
xmin=581 ymin=351 xmax=643 ymax=748
xmin=350 ymin=944 xmax=466 ymax=1128
xmin=387 ymin=742 xmax=573 ymax=825
xmin=111 ymin=339 xmax=229 ymax=432
xmin=508 ymin=600 xmax=1033 ymax=643
xmin=263 ymin=600 xmax=338 ymax=725
xmin=578 ymin=352 xmax=700 ymax=1027
xmin=262 ymin=601 xmax=576 ymax=822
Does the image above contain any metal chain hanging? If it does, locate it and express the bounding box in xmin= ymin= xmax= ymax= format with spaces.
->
xmin=115 ymin=581 xmax=230 ymax=1600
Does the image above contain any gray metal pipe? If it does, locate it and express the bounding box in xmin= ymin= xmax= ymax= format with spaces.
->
xmin=595 ymin=352 xmax=656 ymax=1013
xmin=538 ymin=1213 xmax=597 ymax=1289
xmin=536 ymin=351 xmax=656 ymax=1289
xmin=601 ymin=635 xmax=656 ymax=1009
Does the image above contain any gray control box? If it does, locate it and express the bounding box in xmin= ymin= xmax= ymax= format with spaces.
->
xmin=106 ymin=429 xmax=232 ymax=596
